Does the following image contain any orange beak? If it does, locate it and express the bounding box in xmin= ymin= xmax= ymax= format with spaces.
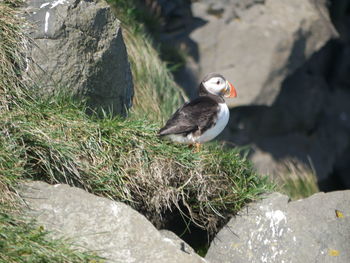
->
xmin=225 ymin=81 xmax=237 ymax=98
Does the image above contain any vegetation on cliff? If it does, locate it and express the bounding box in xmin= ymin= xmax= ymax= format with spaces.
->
xmin=108 ymin=0 xmax=187 ymax=121
xmin=0 ymin=0 xmax=274 ymax=260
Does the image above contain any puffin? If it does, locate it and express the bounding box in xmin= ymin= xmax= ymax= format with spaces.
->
xmin=158 ymin=73 xmax=237 ymax=150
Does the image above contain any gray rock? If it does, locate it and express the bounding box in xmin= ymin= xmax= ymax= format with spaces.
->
xmin=19 ymin=181 xmax=206 ymax=263
xmin=249 ymin=127 xmax=348 ymax=184
xmin=190 ymin=0 xmax=336 ymax=106
xmin=221 ymin=37 xmax=350 ymax=186
xmin=160 ymin=230 xmax=196 ymax=255
xmin=206 ymin=191 xmax=350 ymax=263
xmin=22 ymin=0 xmax=133 ymax=116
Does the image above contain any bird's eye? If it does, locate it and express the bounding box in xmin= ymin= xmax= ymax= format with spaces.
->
xmin=216 ymin=80 xmax=220 ymax=85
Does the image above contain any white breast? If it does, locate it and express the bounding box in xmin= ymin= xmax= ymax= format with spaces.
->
xmin=197 ymin=102 xmax=229 ymax=143
xmin=167 ymin=103 xmax=229 ymax=144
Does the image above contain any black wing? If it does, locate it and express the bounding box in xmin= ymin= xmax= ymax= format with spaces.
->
xmin=158 ymin=96 xmax=219 ymax=136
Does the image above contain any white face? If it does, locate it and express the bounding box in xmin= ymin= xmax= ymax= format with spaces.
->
xmin=202 ymin=76 xmax=229 ymax=96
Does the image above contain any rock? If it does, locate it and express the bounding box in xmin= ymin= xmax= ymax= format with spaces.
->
xmin=326 ymin=89 xmax=350 ymax=189
xmin=249 ymin=126 xmax=348 ymax=185
xmin=142 ymin=0 xmax=193 ymax=33
xmin=222 ymin=40 xmax=350 ymax=188
xmin=206 ymin=191 xmax=350 ymax=263
xmin=152 ymin=0 xmax=349 ymax=190
xmin=189 ymin=0 xmax=336 ymax=106
xmin=333 ymin=147 xmax=350 ymax=190
xmin=22 ymin=0 xmax=133 ymax=116
xmin=160 ymin=230 xmax=197 ymax=256
xmin=19 ymin=181 xmax=206 ymax=263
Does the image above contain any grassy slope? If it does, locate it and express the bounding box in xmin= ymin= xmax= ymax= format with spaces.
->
xmin=0 ymin=207 xmax=103 ymax=263
xmin=0 ymin=1 xmax=104 ymax=262
xmin=0 ymin=0 xmax=27 ymax=112
xmin=1 ymin=0 xmax=273 ymax=261
xmin=1 ymin=94 xmax=272 ymax=232
xmin=108 ymin=0 xmax=187 ymax=121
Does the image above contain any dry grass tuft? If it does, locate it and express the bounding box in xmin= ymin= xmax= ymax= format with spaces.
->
xmin=124 ymin=29 xmax=187 ymax=121
xmin=1 ymin=94 xmax=272 ymax=233
xmin=0 ymin=0 xmax=29 ymax=111
xmin=275 ymin=159 xmax=319 ymax=200
xmin=108 ymin=0 xmax=186 ymax=121
xmin=0 ymin=0 xmax=272 ymax=242
xmin=0 ymin=207 xmax=103 ymax=263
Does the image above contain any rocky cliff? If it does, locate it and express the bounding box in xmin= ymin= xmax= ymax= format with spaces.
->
xmin=148 ymin=0 xmax=350 ymax=191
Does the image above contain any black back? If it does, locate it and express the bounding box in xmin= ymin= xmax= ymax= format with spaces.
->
xmin=158 ymin=95 xmax=220 ymax=136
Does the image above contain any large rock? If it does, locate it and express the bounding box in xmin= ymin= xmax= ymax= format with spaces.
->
xmin=19 ymin=181 xmax=206 ymax=263
xmin=148 ymin=0 xmax=349 ymax=190
xmin=23 ymin=0 xmax=133 ymax=116
xmin=222 ymin=41 xmax=350 ymax=187
xmin=206 ymin=191 xmax=350 ymax=263
xmin=189 ymin=0 xmax=336 ymax=106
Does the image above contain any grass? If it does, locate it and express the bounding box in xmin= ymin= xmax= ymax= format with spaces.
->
xmin=0 ymin=1 xmax=105 ymax=261
xmin=0 ymin=0 xmax=27 ymax=111
xmin=108 ymin=0 xmax=187 ymax=121
xmin=123 ymin=29 xmax=186 ymax=121
xmin=274 ymin=159 xmax=319 ymax=200
xmin=0 ymin=206 xmax=103 ymax=263
xmin=1 ymin=93 xmax=273 ymax=233
xmin=0 ymin=0 xmax=273 ymax=260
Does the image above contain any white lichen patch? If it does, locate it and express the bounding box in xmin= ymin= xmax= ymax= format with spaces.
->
xmin=51 ymin=0 xmax=68 ymax=9
xmin=266 ymin=210 xmax=286 ymax=225
xmin=162 ymin=237 xmax=176 ymax=246
xmin=265 ymin=210 xmax=287 ymax=238
xmin=44 ymin=11 xmax=50 ymax=33
xmin=255 ymin=215 xmax=262 ymax=225
xmin=40 ymin=2 xmax=50 ymax=8
xmin=110 ymin=203 xmax=120 ymax=216
xmin=40 ymin=0 xmax=68 ymax=10
xmin=248 ymin=240 xmax=252 ymax=250
xmin=250 ymin=209 xmax=289 ymax=262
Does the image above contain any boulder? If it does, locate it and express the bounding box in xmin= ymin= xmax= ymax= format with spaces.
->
xmin=160 ymin=230 xmax=197 ymax=256
xmin=206 ymin=191 xmax=350 ymax=263
xmin=145 ymin=0 xmax=348 ymax=190
xmin=221 ymin=40 xmax=350 ymax=189
xmin=22 ymin=0 xmax=133 ymax=116
xmin=19 ymin=181 xmax=206 ymax=263
xmin=189 ymin=0 xmax=336 ymax=106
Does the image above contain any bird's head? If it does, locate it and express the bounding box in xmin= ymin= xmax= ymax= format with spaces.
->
xmin=199 ymin=73 xmax=237 ymax=98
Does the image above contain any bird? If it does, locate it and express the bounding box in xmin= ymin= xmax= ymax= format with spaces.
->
xmin=158 ymin=73 xmax=237 ymax=150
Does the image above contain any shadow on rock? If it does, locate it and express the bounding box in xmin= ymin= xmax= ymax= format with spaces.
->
xmin=223 ymin=39 xmax=350 ymax=191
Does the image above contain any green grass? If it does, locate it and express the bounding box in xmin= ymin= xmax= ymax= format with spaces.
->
xmin=0 ymin=1 xmax=104 ymax=261
xmin=1 ymin=93 xmax=273 ymax=233
xmin=0 ymin=207 xmax=103 ymax=263
xmin=0 ymin=0 xmax=27 ymax=111
xmin=108 ymin=0 xmax=187 ymax=121
xmin=276 ymin=160 xmax=319 ymax=200
xmin=0 ymin=0 xmax=274 ymax=260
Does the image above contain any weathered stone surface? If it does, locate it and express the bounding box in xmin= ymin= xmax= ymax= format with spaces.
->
xmin=23 ymin=0 xmax=133 ymax=116
xmin=190 ymin=0 xmax=336 ymax=106
xmin=221 ymin=40 xmax=350 ymax=188
xmin=19 ymin=181 xmax=206 ymax=263
xmin=148 ymin=0 xmax=350 ymax=190
xmin=160 ymin=230 xmax=197 ymax=256
xmin=206 ymin=191 xmax=350 ymax=263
